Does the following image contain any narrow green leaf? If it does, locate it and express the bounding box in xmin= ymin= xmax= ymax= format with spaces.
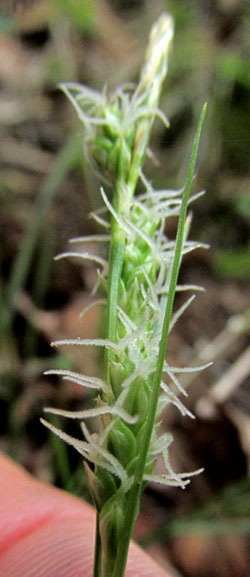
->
xmin=113 ymin=103 xmax=207 ymax=577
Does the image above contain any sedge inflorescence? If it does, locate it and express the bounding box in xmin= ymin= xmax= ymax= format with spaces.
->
xmin=41 ymin=14 xmax=208 ymax=577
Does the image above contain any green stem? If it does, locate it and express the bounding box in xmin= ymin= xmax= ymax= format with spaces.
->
xmin=104 ymin=168 xmax=129 ymax=385
xmin=113 ymin=104 xmax=207 ymax=577
xmin=105 ymin=231 xmax=125 ymax=383
xmin=93 ymin=512 xmax=101 ymax=577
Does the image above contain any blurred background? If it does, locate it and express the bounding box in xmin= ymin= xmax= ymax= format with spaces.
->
xmin=0 ymin=1 xmax=250 ymax=576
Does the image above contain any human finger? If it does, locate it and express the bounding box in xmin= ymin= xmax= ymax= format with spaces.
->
xmin=0 ymin=453 xmax=171 ymax=577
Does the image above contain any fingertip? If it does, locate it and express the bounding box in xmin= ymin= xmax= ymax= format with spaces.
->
xmin=0 ymin=452 xmax=94 ymax=556
xmin=0 ymin=454 xmax=172 ymax=577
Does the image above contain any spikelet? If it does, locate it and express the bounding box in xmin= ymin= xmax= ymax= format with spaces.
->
xmin=42 ymin=14 xmax=208 ymax=577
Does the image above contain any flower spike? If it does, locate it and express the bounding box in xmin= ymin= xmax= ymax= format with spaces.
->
xmin=42 ymin=14 xmax=208 ymax=577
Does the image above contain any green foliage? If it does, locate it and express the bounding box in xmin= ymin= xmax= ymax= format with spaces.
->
xmin=234 ymin=191 xmax=250 ymax=221
xmin=140 ymin=477 xmax=250 ymax=543
xmin=218 ymin=53 xmax=250 ymax=90
xmin=212 ymin=247 xmax=250 ymax=280
xmin=1 ymin=134 xmax=82 ymax=338
xmin=52 ymin=0 xmax=96 ymax=33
